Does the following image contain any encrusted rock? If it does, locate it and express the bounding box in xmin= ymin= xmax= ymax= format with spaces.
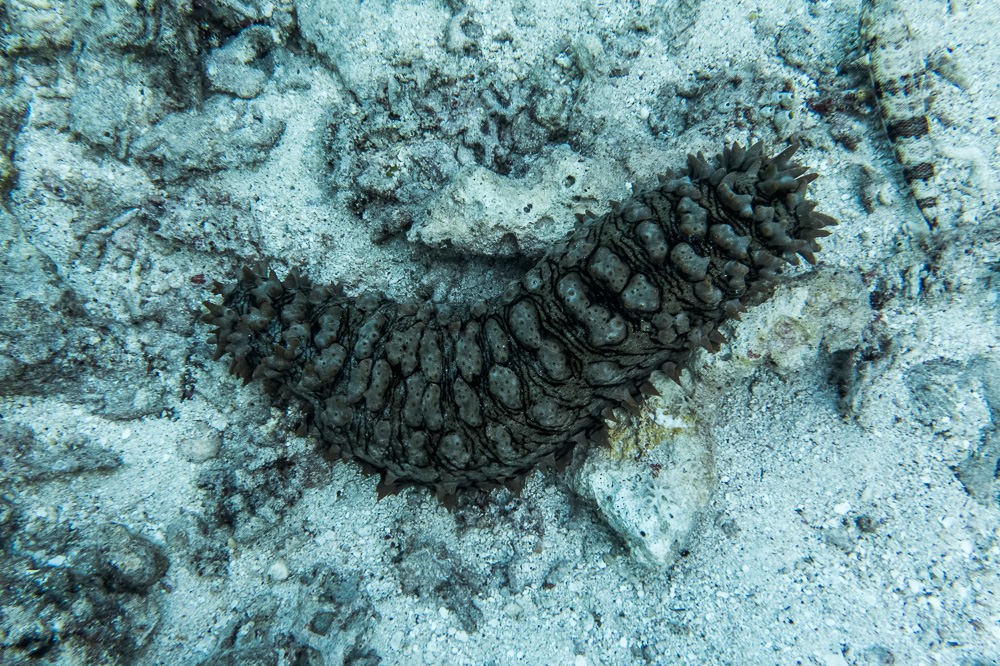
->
xmin=0 ymin=500 xmax=168 ymax=664
xmin=132 ymin=97 xmax=285 ymax=182
xmin=569 ymin=392 xmax=715 ymax=568
xmin=410 ymin=145 xmax=628 ymax=257
xmin=205 ymin=26 xmax=275 ymax=99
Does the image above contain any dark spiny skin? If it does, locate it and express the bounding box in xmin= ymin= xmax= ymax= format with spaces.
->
xmin=204 ymin=142 xmax=836 ymax=499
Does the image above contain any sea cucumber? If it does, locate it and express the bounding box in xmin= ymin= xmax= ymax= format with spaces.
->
xmin=203 ymin=142 xmax=836 ymax=501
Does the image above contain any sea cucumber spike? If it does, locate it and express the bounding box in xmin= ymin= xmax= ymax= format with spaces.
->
xmin=204 ymin=143 xmax=836 ymax=498
xmin=772 ymin=143 xmax=799 ymax=167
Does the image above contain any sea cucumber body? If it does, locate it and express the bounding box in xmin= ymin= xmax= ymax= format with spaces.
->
xmin=205 ymin=143 xmax=835 ymax=497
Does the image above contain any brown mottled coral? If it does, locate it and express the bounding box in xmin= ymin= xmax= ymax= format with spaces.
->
xmin=204 ymin=142 xmax=836 ymax=501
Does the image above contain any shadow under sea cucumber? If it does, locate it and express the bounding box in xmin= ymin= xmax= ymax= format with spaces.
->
xmin=203 ymin=142 xmax=836 ymax=502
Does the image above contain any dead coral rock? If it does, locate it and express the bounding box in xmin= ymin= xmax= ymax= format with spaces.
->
xmin=906 ymin=355 xmax=1000 ymax=506
xmin=2 ymin=0 xmax=75 ymax=54
xmin=131 ymin=96 xmax=285 ymax=182
xmin=394 ymin=537 xmax=489 ymax=633
xmin=0 ymin=421 xmax=121 ymax=483
xmin=955 ymin=430 xmax=999 ymax=508
xmin=196 ymin=422 xmax=321 ymax=543
xmin=205 ymin=26 xmax=275 ymax=100
xmin=710 ymin=268 xmax=871 ymax=383
xmin=196 ymin=566 xmax=379 ymax=666
xmin=0 ymin=499 xmax=168 ymax=664
xmin=69 ymin=47 xmax=181 ymax=156
xmin=296 ymin=0 xmax=452 ymax=99
xmin=569 ymin=388 xmax=715 ymax=569
xmin=0 ymin=88 xmax=28 ymax=196
xmin=410 ymin=144 xmax=628 ymax=258
xmin=0 ymin=210 xmax=87 ymax=392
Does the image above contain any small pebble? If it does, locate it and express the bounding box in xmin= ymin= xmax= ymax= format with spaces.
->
xmin=267 ymin=558 xmax=290 ymax=581
xmin=179 ymin=429 xmax=221 ymax=463
xmin=503 ymin=601 xmax=524 ymax=619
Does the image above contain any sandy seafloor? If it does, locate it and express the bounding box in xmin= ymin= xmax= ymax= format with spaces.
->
xmin=1 ymin=0 xmax=998 ymax=664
